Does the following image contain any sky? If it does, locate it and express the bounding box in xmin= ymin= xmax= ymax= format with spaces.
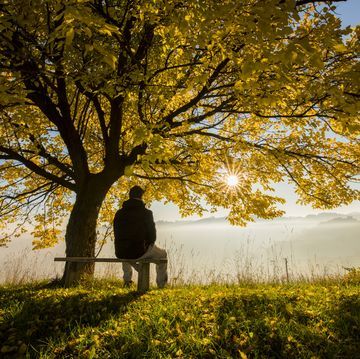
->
xmin=151 ymin=0 xmax=360 ymax=222
xmin=334 ymin=0 xmax=360 ymax=27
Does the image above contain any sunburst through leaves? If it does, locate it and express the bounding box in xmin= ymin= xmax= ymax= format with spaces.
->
xmin=226 ymin=175 xmax=239 ymax=188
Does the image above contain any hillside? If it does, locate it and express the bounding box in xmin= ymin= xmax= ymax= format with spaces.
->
xmin=0 ymin=278 xmax=359 ymax=358
xmin=156 ymin=212 xmax=360 ymax=226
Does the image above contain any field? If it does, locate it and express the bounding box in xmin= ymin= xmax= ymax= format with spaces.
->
xmin=0 ymin=273 xmax=359 ymax=358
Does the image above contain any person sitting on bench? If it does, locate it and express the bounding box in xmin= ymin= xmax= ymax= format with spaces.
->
xmin=113 ymin=185 xmax=168 ymax=288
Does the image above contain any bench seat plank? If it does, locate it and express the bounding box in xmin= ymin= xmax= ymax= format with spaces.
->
xmin=54 ymin=257 xmax=167 ymax=264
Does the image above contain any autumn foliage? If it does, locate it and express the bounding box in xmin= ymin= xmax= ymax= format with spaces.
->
xmin=0 ymin=0 xmax=359 ymax=281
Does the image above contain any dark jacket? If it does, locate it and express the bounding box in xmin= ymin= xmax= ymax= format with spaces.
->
xmin=113 ymin=198 xmax=156 ymax=259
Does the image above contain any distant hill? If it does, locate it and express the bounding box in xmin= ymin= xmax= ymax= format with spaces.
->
xmin=305 ymin=213 xmax=348 ymax=221
xmin=348 ymin=212 xmax=360 ymax=221
xmin=157 ymin=212 xmax=360 ymax=226
xmin=319 ymin=216 xmax=359 ymax=225
xmin=157 ymin=216 xmax=227 ymax=226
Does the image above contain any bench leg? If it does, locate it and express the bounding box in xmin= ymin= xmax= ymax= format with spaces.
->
xmin=64 ymin=262 xmax=78 ymax=287
xmin=137 ymin=262 xmax=150 ymax=293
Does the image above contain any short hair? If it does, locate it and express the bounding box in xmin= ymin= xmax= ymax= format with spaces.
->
xmin=129 ymin=185 xmax=144 ymax=199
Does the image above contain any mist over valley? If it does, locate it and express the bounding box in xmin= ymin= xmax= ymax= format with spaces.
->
xmin=1 ymin=212 xmax=359 ymax=284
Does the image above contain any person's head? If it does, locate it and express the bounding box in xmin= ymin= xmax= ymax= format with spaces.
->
xmin=129 ymin=185 xmax=144 ymax=199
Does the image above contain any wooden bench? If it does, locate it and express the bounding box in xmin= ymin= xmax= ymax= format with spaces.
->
xmin=54 ymin=257 xmax=168 ymax=293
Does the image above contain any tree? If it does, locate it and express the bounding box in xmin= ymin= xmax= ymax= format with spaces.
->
xmin=1 ymin=0 xmax=359 ymax=284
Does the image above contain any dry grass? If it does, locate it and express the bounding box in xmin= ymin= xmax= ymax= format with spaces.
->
xmin=0 ymin=236 xmax=351 ymax=287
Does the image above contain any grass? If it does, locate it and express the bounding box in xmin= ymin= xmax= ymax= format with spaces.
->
xmin=0 ymin=274 xmax=359 ymax=358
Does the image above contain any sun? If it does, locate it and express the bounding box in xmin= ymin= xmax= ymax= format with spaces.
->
xmin=226 ymin=175 xmax=239 ymax=187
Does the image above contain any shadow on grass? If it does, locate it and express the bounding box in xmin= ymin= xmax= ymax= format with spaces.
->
xmin=0 ymin=281 xmax=141 ymax=358
xmin=331 ymin=293 xmax=360 ymax=356
xmin=214 ymin=292 xmax=360 ymax=358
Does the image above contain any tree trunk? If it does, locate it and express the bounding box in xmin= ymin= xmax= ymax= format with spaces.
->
xmin=61 ymin=175 xmax=112 ymax=286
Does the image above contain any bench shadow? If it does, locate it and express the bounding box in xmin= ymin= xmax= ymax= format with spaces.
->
xmin=0 ymin=282 xmax=141 ymax=357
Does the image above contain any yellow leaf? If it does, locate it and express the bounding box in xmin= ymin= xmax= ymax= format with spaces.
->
xmin=333 ymin=43 xmax=347 ymax=53
xmin=99 ymin=28 xmax=112 ymax=36
xmin=285 ymin=303 xmax=293 ymax=314
xmin=124 ymin=166 xmax=133 ymax=176
xmin=290 ymin=51 xmax=298 ymax=63
xmin=84 ymin=27 xmax=92 ymax=37
xmin=65 ymin=27 xmax=75 ymax=47
xmin=103 ymin=53 xmax=117 ymax=69
xmin=93 ymin=44 xmax=117 ymax=69
xmin=84 ymin=44 xmax=93 ymax=56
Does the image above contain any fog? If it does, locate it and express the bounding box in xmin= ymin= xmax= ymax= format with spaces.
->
xmin=1 ymin=214 xmax=359 ymax=284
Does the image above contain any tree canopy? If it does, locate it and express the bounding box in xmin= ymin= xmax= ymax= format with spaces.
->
xmin=0 ymin=0 xmax=359 ymax=251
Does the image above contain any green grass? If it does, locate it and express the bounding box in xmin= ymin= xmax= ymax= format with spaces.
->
xmin=0 ymin=278 xmax=359 ymax=358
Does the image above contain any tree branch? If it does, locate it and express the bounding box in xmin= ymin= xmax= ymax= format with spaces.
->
xmin=122 ymin=143 xmax=148 ymax=167
xmin=4 ymin=15 xmax=90 ymax=185
xmin=74 ymin=80 xmax=109 ymax=148
xmin=107 ymin=96 xmax=124 ymax=164
xmin=162 ymin=58 xmax=230 ymax=127
xmin=132 ymin=22 xmax=155 ymax=66
xmin=0 ymin=146 xmax=76 ymax=191
xmin=295 ymin=0 xmax=347 ymax=6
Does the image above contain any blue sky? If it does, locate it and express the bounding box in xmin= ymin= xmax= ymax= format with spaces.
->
xmin=151 ymin=1 xmax=360 ymax=221
xmin=334 ymin=0 xmax=360 ymax=27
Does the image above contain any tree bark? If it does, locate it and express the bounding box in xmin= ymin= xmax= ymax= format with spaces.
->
xmin=61 ymin=174 xmax=114 ymax=286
